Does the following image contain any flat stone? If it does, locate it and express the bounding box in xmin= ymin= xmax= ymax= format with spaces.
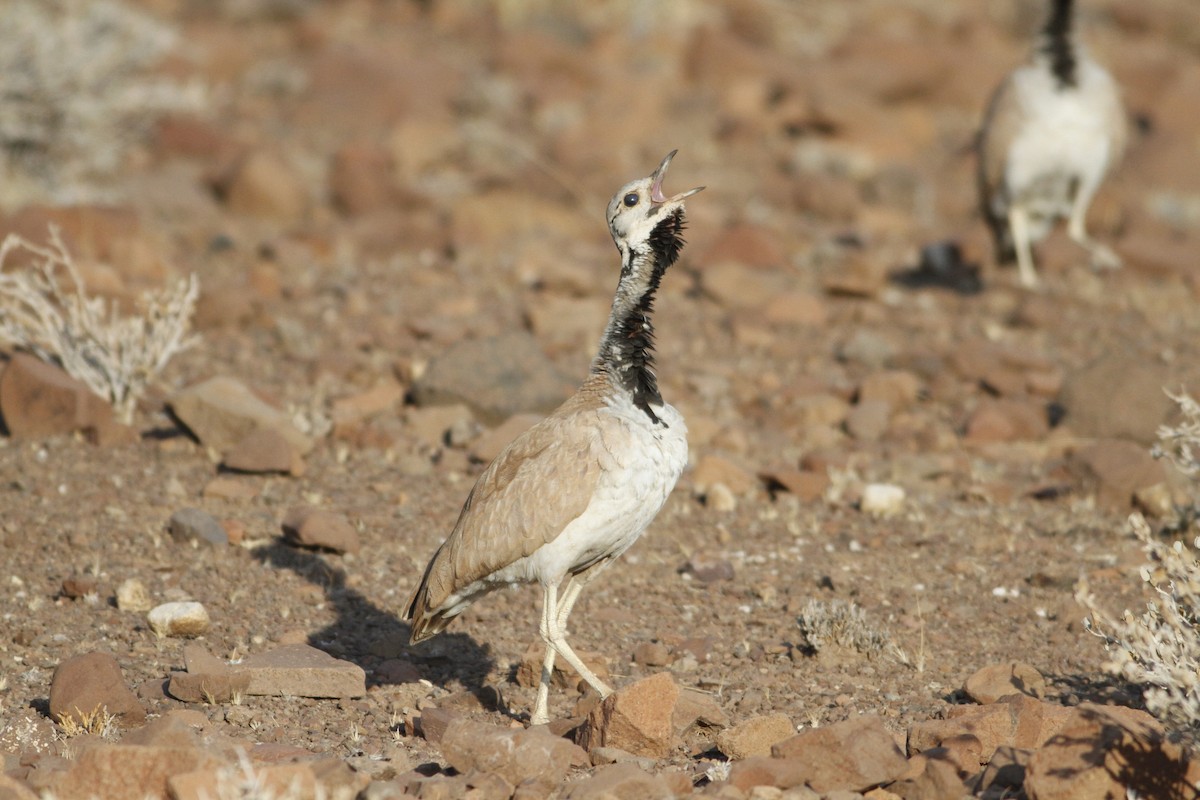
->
xmin=167 ymin=508 xmax=228 ymax=548
xmin=411 ymin=331 xmax=572 ymax=425
xmin=52 ymin=744 xmax=226 ymax=800
xmin=770 ymin=714 xmax=909 ymax=793
xmin=964 ymin=397 xmax=1049 ymax=443
xmin=441 ymin=717 xmax=584 ymax=796
xmin=167 ymin=671 xmax=251 ymax=704
xmin=281 ymin=506 xmax=361 ymax=555
xmin=169 ymin=376 xmax=312 ymax=456
xmin=564 ymin=762 xmax=677 ymax=799
xmin=0 ymin=353 xmax=126 ymax=444
xmin=201 ymin=476 xmax=260 ymax=501
xmin=122 ymin=711 xmax=207 ymax=749
xmin=238 ymin=643 xmax=366 ymax=698
xmin=963 ymin=662 xmax=1046 ymax=704
xmin=49 ymin=652 xmax=145 ymax=729
xmin=758 ymin=467 xmax=830 ymax=502
xmin=147 ymin=602 xmax=211 ymax=638
xmin=716 ymin=713 xmax=796 ymax=759
xmin=727 ymin=755 xmax=816 ymax=792
xmin=577 ymin=672 xmax=680 ymax=759
xmin=223 ymin=426 xmax=304 ymax=475
xmin=330 ymin=380 xmax=405 ymax=426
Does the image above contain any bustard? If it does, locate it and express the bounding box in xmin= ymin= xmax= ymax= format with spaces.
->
xmin=405 ymin=151 xmax=703 ymax=726
xmin=978 ymin=0 xmax=1126 ymax=287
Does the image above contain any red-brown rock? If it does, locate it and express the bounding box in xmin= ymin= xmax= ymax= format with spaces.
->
xmin=442 ymin=717 xmax=585 ymax=797
xmin=282 ymin=507 xmax=361 ymax=555
xmin=0 ymin=354 xmax=125 ymax=444
xmin=51 ymin=744 xmax=225 ymax=800
xmin=963 ymin=662 xmax=1047 ymax=705
xmin=770 ymin=714 xmax=909 ymax=793
xmin=49 ymin=652 xmax=145 ymax=729
xmin=1025 ymin=703 xmax=1200 ymax=800
xmin=577 ymin=672 xmax=680 ymax=759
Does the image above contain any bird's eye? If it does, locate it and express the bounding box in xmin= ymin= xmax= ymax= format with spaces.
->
xmin=623 ymin=192 xmax=639 ymax=207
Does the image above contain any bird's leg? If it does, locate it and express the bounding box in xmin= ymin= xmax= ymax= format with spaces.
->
xmin=1067 ymin=192 xmax=1121 ymax=271
xmin=1008 ymin=206 xmax=1039 ymax=288
xmin=555 ymin=577 xmax=584 ymax=632
xmin=531 ymin=584 xmax=560 ymax=726
xmin=542 ymin=581 xmax=613 ymax=700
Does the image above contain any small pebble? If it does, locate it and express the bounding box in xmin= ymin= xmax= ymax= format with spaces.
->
xmin=860 ymin=483 xmax=905 ymax=517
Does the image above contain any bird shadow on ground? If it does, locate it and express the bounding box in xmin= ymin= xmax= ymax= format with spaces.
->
xmin=252 ymin=540 xmax=500 ymax=708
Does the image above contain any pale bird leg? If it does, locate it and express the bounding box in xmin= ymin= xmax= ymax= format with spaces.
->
xmin=555 ymin=577 xmax=585 ymax=631
xmin=533 ymin=581 xmax=612 ymax=725
xmin=530 ymin=578 xmax=588 ymax=726
xmin=1008 ymin=205 xmax=1039 ymax=288
xmin=1067 ymin=193 xmax=1122 ymax=271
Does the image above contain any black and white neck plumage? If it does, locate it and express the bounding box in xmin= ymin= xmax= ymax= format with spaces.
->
xmin=592 ymin=150 xmax=703 ymax=425
xmin=1040 ymin=0 xmax=1078 ymax=89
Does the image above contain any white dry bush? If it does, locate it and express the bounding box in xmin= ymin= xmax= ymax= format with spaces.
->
xmin=0 ymin=0 xmax=203 ymax=203
xmin=1078 ymin=390 xmax=1200 ymax=748
xmin=0 ymin=228 xmax=199 ymax=424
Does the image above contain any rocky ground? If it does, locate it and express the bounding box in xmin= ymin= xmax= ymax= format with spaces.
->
xmin=2 ymin=0 xmax=1200 ymax=798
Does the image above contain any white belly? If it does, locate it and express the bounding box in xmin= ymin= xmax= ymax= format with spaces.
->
xmin=1004 ymin=60 xmax=1120 ymax=214
xmin=495 ymin=396 xmax=687 ymax=586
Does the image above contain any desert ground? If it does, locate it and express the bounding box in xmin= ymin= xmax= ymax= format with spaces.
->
xmin=1 ymin=0 xmax=1199 ymax=797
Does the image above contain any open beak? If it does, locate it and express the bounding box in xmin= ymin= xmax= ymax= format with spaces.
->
xmin=650 ymin=150 xmax=705 ymax=204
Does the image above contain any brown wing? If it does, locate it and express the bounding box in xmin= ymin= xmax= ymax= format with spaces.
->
xmin=405 ymin=393 xmax=609 ymax=642
xmin=977 ymin=71 xmax=1024 ymax=259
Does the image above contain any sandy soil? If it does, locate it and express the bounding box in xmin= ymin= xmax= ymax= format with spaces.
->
xmin=2 ymin=0 xmax=1199 ymax=793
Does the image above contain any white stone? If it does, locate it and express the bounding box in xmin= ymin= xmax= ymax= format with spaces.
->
xmin=148 ymin=601 xmax=210 ymax=637
xmin=860 ymin=483 xmax=906 ymax=518
xmin=116 ymin=578 xmax=152 ymax=612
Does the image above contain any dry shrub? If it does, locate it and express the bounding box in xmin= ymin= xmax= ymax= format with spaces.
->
xmin=0 ymin=228 xmax=199 ymax=423
xmin=0 ymin=0 xmax=201 ymax=203
xmin=797 ymin=598 xmax=892 ymax=658
xmin=1079 ymin=390 xmax=1200 ymax=748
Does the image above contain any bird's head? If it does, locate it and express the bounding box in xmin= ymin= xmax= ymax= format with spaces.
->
xmin=606 ymin=150 xmax=704 ymax=266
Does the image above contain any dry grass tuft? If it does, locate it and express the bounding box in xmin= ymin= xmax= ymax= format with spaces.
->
xmin=55 ymin=705 xmax=118 ymax=739
xmin=1079 ymin=390 xmax=1200 ymax=748
xmin=797 ymin=598 xmax=892 ymax=659
xmin=0 ymin=228 xmax=199 ymax=423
